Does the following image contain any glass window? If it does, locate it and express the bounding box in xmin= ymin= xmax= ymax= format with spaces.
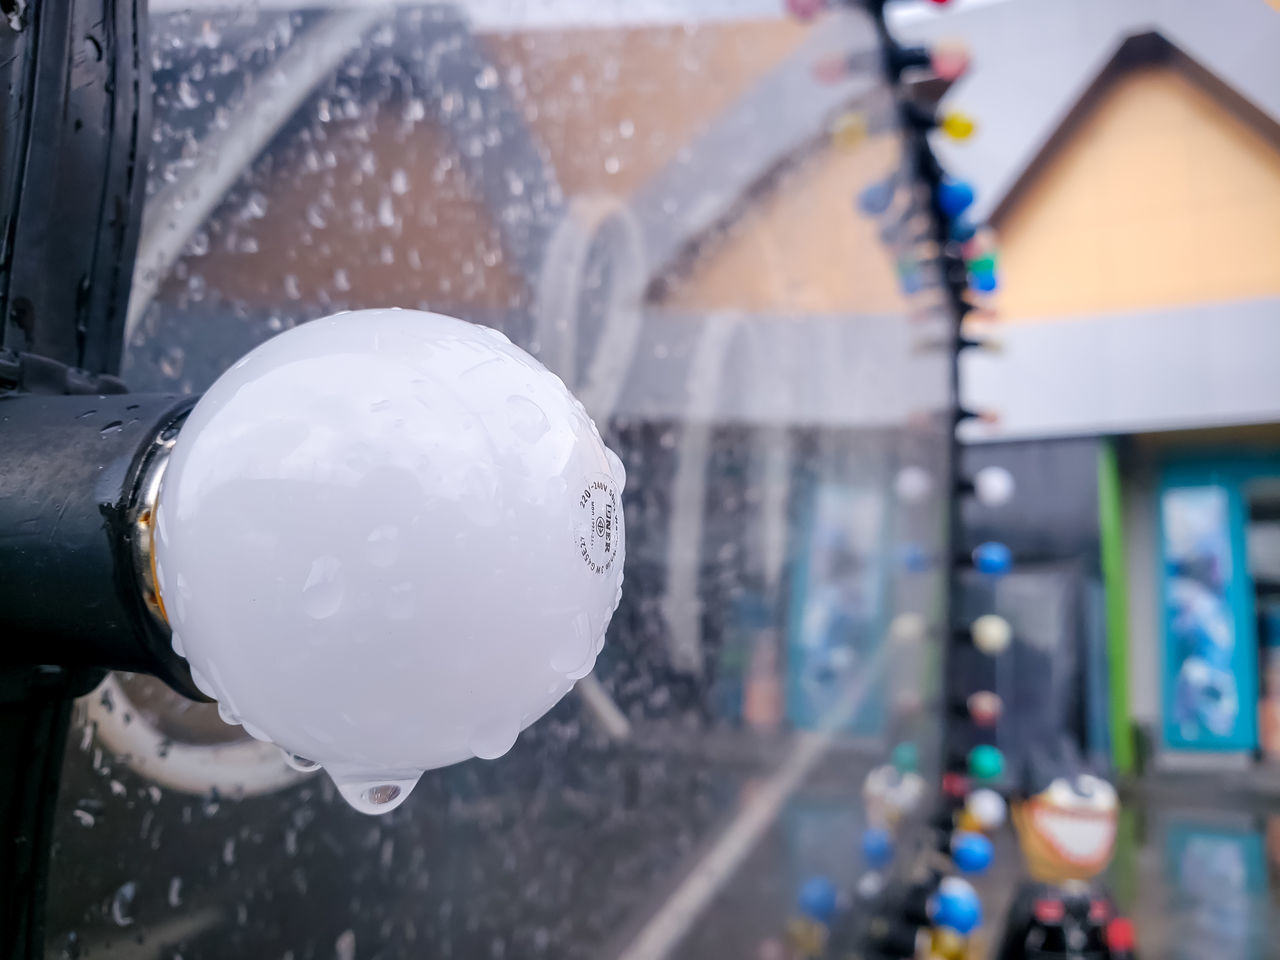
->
xmin=48 ymin=5 xmax=951 ymax=958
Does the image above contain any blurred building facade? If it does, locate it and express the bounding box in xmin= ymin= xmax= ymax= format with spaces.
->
xmin=902 ymin=0 xmax=1280 ymax=777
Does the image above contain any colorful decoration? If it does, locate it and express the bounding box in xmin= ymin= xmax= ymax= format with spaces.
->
xmin=864 ymin=763 xmax=927 ymax=828
xmin=996 ymin=745 xmax=1131 ymax=959
xmin=969 ymin=267 xmax=998 ymax=293
xmin=972 ymin=541 xmax=1012 ymax=575
xmin=831 ymin=111 xmax=869 ymax=149
xmin=858 ymin=179 xmax=896 ymax=215
xmin=856 ymin=869 xmax=885 ymax=900
xmin=1010 ymin=750 xmax=1118 ymax=884
xmin=973 ymin=464 xmax=1015 ymax=506
xmin=950 ymin=215 xmax=977 ymax=242
xmin=930 ymin=40 xmax=971 ymax=82
xmin=967 ymin=744 xmax=1005 ymax=782
xmin=951 ymin=831 xmax=994 ymax=874
xmin=929 ymin=877 xmax=982 ymax=935
xmin=786 ymin=917 xmax=828 ymax=959
xmin=927 ymin=926 xmax=969 ymax=959
xmin=939 ymin=111 xmax=977 ymax=140
xmin=937 ymin=177 xmax=975 ymax=217
xmin=862 ymin=826 xmax=894 ymax=868
xmin=964 ymin=787 xmax=1008 ymax=832
xmin=942 ymin=771 xmax=970 ymax=800
xmin=967 ymin=690 xmax=1003 ymax=727
xmin=891 ymin=740 xmax=919 ymax=773
xmin=785 ymin=0 xmax=827 ymax=20
xmin=971 ymin=613 xmax=1012 ymax=655
xmin=966 ymin=251 xmax=997 ymax=275
xmin=797 ymin=875 xmax=839 ymax=923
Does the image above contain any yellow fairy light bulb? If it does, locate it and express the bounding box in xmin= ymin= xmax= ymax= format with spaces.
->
xmin=831 ymin=111 xmax=869 ymax=149
xmin=940 ymin=111 xmax=977 ymax=140
xmin=929 ymin=927 xmax=969 ymax=960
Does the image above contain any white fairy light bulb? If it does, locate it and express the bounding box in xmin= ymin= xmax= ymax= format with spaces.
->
xmin=973 ymin=465 xmax=1015 ymax=507
xmin=894 ymin=465 xmax=933 ymax=503
xmin=965 ymin=788 xmax=1007 ymax=831
xmin=971 ymin=613 xmax=1012 ymax=655
xmin=152 ymin=309 xmax=626 ymax=815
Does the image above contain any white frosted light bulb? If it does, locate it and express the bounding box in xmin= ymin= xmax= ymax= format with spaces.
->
xmin=153 ymin=309 xmax=626 ymax=815
xmin=894 ymin=465 xmax=932 ymax=503
xmin=971 ymin=613 xmax=1012 ymax=655
xmin=974 ymin=465 xmax=1014 ymax=507
xmin=965 ymin=788 xmax=1007 ymax=831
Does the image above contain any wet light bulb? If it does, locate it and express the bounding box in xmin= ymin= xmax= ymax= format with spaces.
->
xmin=153 ymin=309 xmax=626 ymax=814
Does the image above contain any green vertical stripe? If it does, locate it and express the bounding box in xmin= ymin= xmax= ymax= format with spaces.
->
xmin=1098 ymin=439 xmax=1135 ymax=774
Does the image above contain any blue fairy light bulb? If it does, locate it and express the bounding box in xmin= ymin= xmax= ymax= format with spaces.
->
xmin=858 ymin=180 xmax=895 ymax=216
xmin=862 ymin=827 xmax=894 ymax=869
xmin=929 ymin=876 xmax=982 ymax=935
xmin=951 ymin=831 xmax=994 ymax=875
xmin=797 ymin=875 xmax=838 ymax=923
xmin=950 ymin=215 xmax=977 ymax=242
xmin=970 ymin=268 xmax=998 ymax=293
xmin=972 ymin=541 xmax=1012 ymax=575
xmin=937 ymin=178 xmax=975 ymax=218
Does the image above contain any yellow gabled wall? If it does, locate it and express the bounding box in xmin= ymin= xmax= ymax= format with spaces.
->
xmin=995 ymin=64 xmax=1280 ymax=321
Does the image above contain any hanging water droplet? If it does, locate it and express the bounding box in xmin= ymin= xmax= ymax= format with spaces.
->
xmin=189 ymin=667 xmax=218 ymax=699
xmin=217 ymin=702 xmax=240 ymax=726
xmin=282 ymin=750 xmax=320 ymax=772
xmin=334 ymin=775 xmax=420 ymax=815
xmin=302 ymin=556 xmax=343 ymax=619
xmin=565 ymin=654 xmax=598 ymax=681
xmin=505 ymin=394 xmax=550 ymax=443
xmin=468 ymin=721 xmax=519 ymax=761
xmin=549 ymin=612 xmax=594 ymax=674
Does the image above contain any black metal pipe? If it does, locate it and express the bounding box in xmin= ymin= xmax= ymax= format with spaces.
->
xmin=0 ymin=392 xmax=204 ymax=700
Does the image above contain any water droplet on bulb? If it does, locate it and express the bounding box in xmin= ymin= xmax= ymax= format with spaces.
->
xmin=334 ymin=775 xmax=420 ymax=815
xmin=385 ymin=581 xmax=416 ymax=621
xmin=468 ymin=721 xmax=520 ymax=760
xmin=549 ymin=613 xmax=594 ymax=674
xmin=506 ymin=394 xmax=550 ymax=442
xmin=189 ymin=667 xmax=217 ymax=699
xmin=302 ymin=556 xmax=344 ymax=619
xmin=282 ymin=750 xmax=320 ymax=772
xmin=365 ymin=525 xmax=399 ymax=567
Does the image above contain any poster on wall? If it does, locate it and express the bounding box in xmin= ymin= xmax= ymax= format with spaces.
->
xmin=1161 ymin=484 xmax=1256 ymax=750
xmin=787 ymin=485 xmax=886 ymax=735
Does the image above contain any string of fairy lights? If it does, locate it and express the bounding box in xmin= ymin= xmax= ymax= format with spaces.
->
xmin=768 ymin=0 xmax=1021 ymax=957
